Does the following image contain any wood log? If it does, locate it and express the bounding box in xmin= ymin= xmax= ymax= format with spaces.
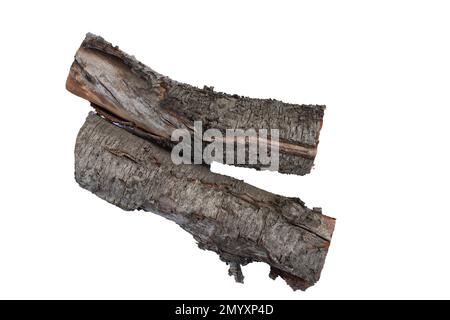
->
xmin=67 ymin=33 xmax=325 ymax=175
xmin=75 ymin=113 xmax=335 ymax=290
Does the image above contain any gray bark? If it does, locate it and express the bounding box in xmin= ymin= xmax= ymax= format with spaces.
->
xmin=75 ymin=113 xmax=335 ymax=290
xmin=67 ymin=33 xmax=325 ymax=175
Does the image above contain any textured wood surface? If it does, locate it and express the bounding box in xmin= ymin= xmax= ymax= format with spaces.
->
xmin=75 ymin=113 xmax=335 ymax=290
xmin=67 ymin=33 xmax=325 ymax=175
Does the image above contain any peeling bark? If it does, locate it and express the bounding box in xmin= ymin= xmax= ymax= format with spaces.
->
xmin=75 ymin=113 xmax=335 ymax=290
xmin=67 ymin=33 xmax=325 ymax=175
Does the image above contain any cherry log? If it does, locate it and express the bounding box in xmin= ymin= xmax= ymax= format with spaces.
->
xmin=75 ymin=113 xmax=335 ymax=290
xmin=67 ymin=34 xmax=325 ymax=175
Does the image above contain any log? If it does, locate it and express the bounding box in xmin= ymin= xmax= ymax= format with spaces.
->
xmin=67 ymin=33 xmax=325 ymax=175
xmin=75 ymin=113 xmax=335 ymax=290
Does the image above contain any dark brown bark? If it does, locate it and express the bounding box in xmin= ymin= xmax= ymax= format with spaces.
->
xmin=67 ymin=33 xmax=325 ymax=175
xmin=75 ymin=113 xmax=335 ymax=290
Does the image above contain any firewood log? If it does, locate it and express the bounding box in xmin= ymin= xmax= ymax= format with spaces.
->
xmin=67 ymin=34 xmax=325 ymax=175
xmin=75 ymin=113 xmax=335 ymax=290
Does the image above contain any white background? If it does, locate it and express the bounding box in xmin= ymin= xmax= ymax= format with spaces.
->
xmin=0 ymin=0 xmax=449 ymax=299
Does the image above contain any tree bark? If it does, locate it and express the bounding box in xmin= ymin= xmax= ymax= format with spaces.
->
xmin=67 ymin=33 xmax=325 ymax=175
xmin=75 ymin=113 xmax=335 ymax=290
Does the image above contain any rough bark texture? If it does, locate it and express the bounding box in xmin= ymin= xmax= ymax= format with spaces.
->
xmin=67 ymin=33 xmax=325 ymax=175
xmin=75 ymin=113 xmax=335 ymax=290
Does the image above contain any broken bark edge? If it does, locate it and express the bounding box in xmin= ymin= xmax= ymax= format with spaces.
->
xmin=269 ymin=267 xmax=311 ymax=291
